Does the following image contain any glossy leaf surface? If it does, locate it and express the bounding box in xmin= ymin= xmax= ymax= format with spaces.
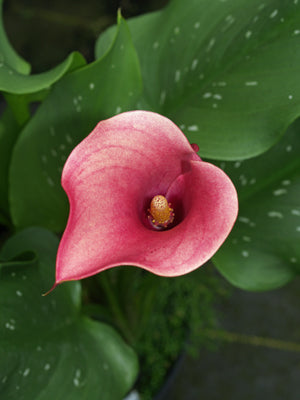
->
xmin=0 ymin=0 xmax=29 ymax=75
xmin=213 ymin=118 xmax=300 ymax=290
xmin=0 ymin=51 xmax=86 ymax=94
xmin=0 ymin=228 xmax=138 ymax=400
xmin=0 ymin=108 xmax=19 ymax=224
xmin=96 ymin=0 xmax=300 ymax=160
xmin=9 ymin=16 xmax=142 ymax=231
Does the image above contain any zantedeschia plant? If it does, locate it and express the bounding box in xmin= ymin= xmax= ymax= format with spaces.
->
xmin=2 ymin=0 xmax=300 ymax=398
xmin=54 ymin=111 xmax=238 ymax=286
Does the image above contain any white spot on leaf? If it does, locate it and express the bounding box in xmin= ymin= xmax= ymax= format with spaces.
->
xmin=206 ymin=37 xmax=216 ymax=52
xmin=187 ymin=125 xmax=199 ymax=132
xmin=66 ymin=134 xmax=73 ymax=144
xmin=191 ymin=59 xmax=198 ymax=70
xmin=222 ymin=14 xmax=235 ymax=31
xmin=242 ymin=236 xmax=251 ymax=242
xmin=270 ymin=9 xmax=278 ymax=18
xmin=273 ymin=188 xmax=287 ymax=196
xmin=245 ymin=81 xmax=258 ymax=86
xmin=47 ymin=177 xmax=55 ymax=187
xmin=23 ymin=368 xmax=30 ymax=377
xmin=73 ymin=368 xmax=85 ymax=388
xmin=5 ymin=321 xmax=16 ymax=331
xmin=213 ymin=94 xmax=222 ymax=100
xmin=239 ymin=216 xmax=250 ymax=223
xmin=160 ymin=90 xmax=166 ymax=105
xmin=268 ymin=211 xmax=283 ymax=218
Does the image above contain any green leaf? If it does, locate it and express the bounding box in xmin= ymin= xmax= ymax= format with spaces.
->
xmin=0 ymin=0 xmax=85 ymax=95
xmin=213 ymin=118 xmax=300 ymax=291
xmin=9 ymin=16 xmax=142 ymax=232
xmin=96 ymin=0 xmax=300 ymax=159
xmin=0 ymin=227 xmax=138 ymax=400
xmin=0 ymin=90 xmax=50 ymax=226
xmin=0 ymin=107 xmax=20 ymax=224
xmin=0 ymin=51 xmax=86 ymax=94
xmin=0 ymin=0 xmax=30 ymax=75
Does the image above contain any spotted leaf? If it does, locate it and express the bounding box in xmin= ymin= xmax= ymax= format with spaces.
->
xmin=9 ymin=15 xmax=142 ymax=231
xmin=213 ymin=118 xmax=300 ymax=290
xmin=0 ymin=227 xmax=138 ymax=400
xmin=96 ymin=0 xmax=300 ymax=159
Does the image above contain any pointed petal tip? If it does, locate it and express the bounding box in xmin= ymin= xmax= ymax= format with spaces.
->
xmin=42 ymin=282 xmax=58 ymax=296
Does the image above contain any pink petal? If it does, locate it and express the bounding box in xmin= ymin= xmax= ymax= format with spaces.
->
xmin=55 ymin=111 xmax=238 ymax=284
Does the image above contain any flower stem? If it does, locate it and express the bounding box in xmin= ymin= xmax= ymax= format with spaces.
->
xmin=98 ymin=273 xmax=134 ymax=344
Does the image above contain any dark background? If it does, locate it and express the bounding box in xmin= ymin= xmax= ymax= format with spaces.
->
xmin=3 ymin=0 xmax=169 ymax=72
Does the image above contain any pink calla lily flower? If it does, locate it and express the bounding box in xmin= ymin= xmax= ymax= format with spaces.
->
xmin=55 ymin=111 xmax=238 ymax=285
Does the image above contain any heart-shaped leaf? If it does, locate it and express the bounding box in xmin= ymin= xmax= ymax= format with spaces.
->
xmin=212 ymin=118 xmax=300 ymax=290
xmin=96 ymin=0 xmax=300 ymax=160
xmin=0 ymin=227 xmax=138 ymax=400
xmin=9 ymin=15 xmax=142 ymax=231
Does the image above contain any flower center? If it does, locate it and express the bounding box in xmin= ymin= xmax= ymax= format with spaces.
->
xmin=148 ymin=195 xmax=174 ymax=229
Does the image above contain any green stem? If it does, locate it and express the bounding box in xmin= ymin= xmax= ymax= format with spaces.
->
xmin=98 ymin=273 xmax=134 ymax=344
xmin=203 ymin=328 xmax=300 ymax=353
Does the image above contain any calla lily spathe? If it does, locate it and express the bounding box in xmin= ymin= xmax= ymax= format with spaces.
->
xmin=55 ymin=111 xmax=238 ymax=285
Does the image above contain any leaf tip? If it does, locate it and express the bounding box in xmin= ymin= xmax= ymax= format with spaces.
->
xmin=117 ymin=8 xmax=123 ymax=24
